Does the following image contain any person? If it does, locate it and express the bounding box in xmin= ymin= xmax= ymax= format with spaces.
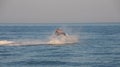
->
xmin=55 ymin=28 xmax=66 ymax=36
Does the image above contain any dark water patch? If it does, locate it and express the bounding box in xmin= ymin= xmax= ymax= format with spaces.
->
xmin=113 ymin=57 xmax=120 ymax=59
xmin=0 ymin=53 xmax=15 ymax=56
xmin=24 ymin=61 xmax=120 ymax=66
xmin=92 ymin=64 xmax=120 ymax=67
xmin=88 ymin=53 xmax=120 ymax=55
xmin=4 ymin=60 xmax=111 ymax=66
xmin=0 ymin=50 xmax=10 ymax=53
xmin=27 ymin=61 xmax=66 ymax=65
xmin=4 ymin=60 xmax=66 ymax=65
xmin=37 ymin=53 xmax=72 ymax=57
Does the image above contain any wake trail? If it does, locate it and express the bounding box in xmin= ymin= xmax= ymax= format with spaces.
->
xmin=0 ymin=35 xmax=78 ymax=46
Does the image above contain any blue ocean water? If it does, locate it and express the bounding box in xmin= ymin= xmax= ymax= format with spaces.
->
xmin=0 ymin=23 xmax=120 ymax=67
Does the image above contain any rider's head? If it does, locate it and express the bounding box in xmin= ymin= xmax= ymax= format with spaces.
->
xmin=57 ymin=28 xmax=62 ymax=30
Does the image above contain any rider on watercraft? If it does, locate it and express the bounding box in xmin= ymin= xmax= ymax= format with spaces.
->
xmin=55 ymin=28 xmax=66 ymax=36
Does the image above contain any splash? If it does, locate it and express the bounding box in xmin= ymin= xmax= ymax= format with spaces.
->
xmin=48 ymin=35 xmax=78 ymax=45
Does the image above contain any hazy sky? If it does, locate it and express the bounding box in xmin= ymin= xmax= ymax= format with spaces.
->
xmin=0 ymin=0 xmax=120 ymax=23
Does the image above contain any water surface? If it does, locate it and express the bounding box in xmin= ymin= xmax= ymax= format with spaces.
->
xmin=0 ymin=23 xmax=120 ymax=67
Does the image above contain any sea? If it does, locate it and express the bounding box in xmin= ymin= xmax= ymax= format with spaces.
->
xmin=0 ymin=23 xmax=120 ymax=67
